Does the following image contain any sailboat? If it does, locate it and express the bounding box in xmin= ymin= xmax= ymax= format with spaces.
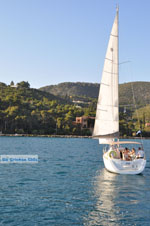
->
xmin=93 ymin=7 xmax=146 ymax=174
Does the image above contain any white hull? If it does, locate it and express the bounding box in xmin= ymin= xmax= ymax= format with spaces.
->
xmin=103 ymin=151 xmax=146 ymax=175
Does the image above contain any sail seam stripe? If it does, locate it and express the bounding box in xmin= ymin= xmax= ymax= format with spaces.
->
xmin=97 ymin=104 xmax=118 ymax=107
xmin=100 ymin=83 xmax=109 ymax=86
xmin=97 ymin=109 xmax=107 ymax=112
xmin=104 ymin=70 xmax=118 ymax=75
xmin=105 ymin=58 xmax=113 ymax=62
xmin=104 ymin=58 xmax=118 ymax=64
xmin=96 ymin=119 xmax=119 ymax=122
xmin=97 ymin=108 xmax=118 ymax=110
xmin=111 ymin=34 xmax=118 ymax=37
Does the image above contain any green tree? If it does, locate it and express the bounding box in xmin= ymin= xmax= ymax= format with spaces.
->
xmin=10 ymin=81 xmax=14 ymax=86
xmin=17 ymin=81 xmax=30 ymax=88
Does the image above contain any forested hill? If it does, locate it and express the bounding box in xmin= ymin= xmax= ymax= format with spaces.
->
xmin=0 ymin=82 xmax=64 ymax=103
xmin=40 ymin=81 xmax=150 ymax=107
xmin=0 ymin=81 xmax=94 ymax=135
xmin=40 ymin=82 xmax=100 ymax=98
xmin=1 ymin=80 xmax=150 ymax=136
xmin=0 ymin=81 xmax=72 ymax=134
xmin=119 ymin=82 xmax=150 ymax=106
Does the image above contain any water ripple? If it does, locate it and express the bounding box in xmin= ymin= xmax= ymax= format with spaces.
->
xmin=0 ymin=137 xmax=149 ymax=225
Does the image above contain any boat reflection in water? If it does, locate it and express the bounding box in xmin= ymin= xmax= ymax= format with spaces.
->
xmin=84 ymin=169 xmax=147 ymax=226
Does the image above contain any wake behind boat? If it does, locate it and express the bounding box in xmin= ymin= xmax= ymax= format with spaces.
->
xmin=93 ymin=7 xmax=146 ymax=174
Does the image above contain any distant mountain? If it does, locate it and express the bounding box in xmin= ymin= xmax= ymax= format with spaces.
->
xmin=40 ymin=81 xmax=150 ymax=107
xmin=40 ymin=82 xmax=100 ymax=98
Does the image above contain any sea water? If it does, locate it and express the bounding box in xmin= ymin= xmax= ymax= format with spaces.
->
xmin=0 ymin=137 xmax=149 ymax=226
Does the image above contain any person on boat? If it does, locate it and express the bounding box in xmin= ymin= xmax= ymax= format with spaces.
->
xmin=115 ymin=148 xmax=121 ymax=159
xmin=123 ymin=147 xmax=130 ymax=161
xmin=129 ymin=148 xmax=136 ymax=160
xmin=120 ymin=150 xmax=123 ymax=160
xmin=137 ymin=147 xmax=144 ymax=159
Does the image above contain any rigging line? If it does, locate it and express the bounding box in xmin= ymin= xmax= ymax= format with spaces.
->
xmin=120 ymin=59 xmax=143 ymax=142
xmin=120 ymin=103 xmax=146 ymax=107
xmin=131 ymin=81 xmax=143 ymax=142
xmin=119 ymin=61 xmax=131 ymax=65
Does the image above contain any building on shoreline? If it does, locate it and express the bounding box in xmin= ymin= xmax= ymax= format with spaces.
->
xmin=73 ymin=116 xmax=95 ymax=133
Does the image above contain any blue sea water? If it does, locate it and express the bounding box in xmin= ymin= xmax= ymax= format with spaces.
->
xmin=0 ymin=137 xmax=149 ymax=226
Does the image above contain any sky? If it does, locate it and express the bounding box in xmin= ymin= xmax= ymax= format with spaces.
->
xmin=0 ymin=0 xmax=150 ymax=88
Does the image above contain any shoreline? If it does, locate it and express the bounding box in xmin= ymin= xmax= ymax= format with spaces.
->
xmin=0 ymin=134 xmax=91 ymax=138
xmin=0 ymin=134 xmax=149 ymax=139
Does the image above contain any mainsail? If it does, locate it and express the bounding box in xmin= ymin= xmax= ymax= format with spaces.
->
xmin=93 ymin=9 xmax=119 ymax=143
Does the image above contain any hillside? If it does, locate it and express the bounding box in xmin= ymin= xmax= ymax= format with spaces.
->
xmin=0 ymin=82 xmax=64 ymax=103
xmin=40 ymin=81 xmax=150 ymax=107
xmin=119 ymin=82 xmax=150 ymax=107
xmin=0 ymin=82 xmax=77 ymax=135
xmin=1 ymin=81 xmax=150 ymax=136
xmin=40 ymin=82 xmax=100 ymax=98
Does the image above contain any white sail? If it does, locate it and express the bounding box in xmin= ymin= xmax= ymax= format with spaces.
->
xmin=92 ymin=8 xmax=146 ymax=175
xmin=93 ymin=9 xmax=119 ymax=143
